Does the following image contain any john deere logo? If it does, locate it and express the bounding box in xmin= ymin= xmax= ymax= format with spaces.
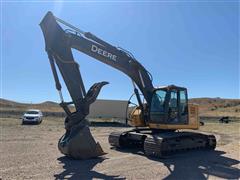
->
xmin=91 ymin=45 xmax=117 ymax=61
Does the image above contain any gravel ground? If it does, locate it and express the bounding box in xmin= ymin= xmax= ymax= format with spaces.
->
xmin=0 ymin=117 xmax=239 ymax=180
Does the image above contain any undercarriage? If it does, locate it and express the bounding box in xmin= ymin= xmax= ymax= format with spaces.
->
xmin=109 ymin=128 xmax=216 ymax=158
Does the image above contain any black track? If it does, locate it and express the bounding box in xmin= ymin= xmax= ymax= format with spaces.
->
xmin=109 ymin=130 xmax=217 ymax=158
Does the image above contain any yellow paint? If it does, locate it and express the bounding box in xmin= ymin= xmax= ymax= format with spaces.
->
xmin=128 ymin=107 xmax=145 ymax=127
xmin=129 ymin=103 xmax=199 ymax=130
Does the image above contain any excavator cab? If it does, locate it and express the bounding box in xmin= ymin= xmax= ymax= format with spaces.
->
xmin=150 ymin=85 xmax=188 ymax=125
xmin=129 ymin=85 xmax=199 ymax=130
xmin=148 ymin=85 xmax=200 ymax=130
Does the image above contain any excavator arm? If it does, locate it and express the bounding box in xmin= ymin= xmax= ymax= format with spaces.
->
xmin=40 ymin=12 xmax=154 ymax=159
xmin=40 ymin=12 xmax=154 ymax=109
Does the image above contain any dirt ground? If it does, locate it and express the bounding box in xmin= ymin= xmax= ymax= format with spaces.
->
xmin=0 ymin=117 xmax=239 ymax=180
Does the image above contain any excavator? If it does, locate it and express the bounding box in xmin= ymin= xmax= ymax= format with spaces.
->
xmin=40 ymin=12 xmax=216 ymax=159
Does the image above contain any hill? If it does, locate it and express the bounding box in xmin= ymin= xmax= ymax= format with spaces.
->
xmin=0 ymin=97 xmax=239 ymax=118
xmin=189 ymin=98 xmax=240 ymax=118
xmin=0 ymin=98 xmax=64 ymax=118
xmin=0 ymin=98 xmax=61 ymax=112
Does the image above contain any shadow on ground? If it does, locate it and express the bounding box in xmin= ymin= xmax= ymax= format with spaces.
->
xmin=54 ymin=149 xmax=239 ymax=180
xmin=160 ymin=150 xmax=239 ymax=180
xmin=54 ymin=156 xmax=125 ymax=180
xmin=116 ymin=148 xmax=240 ymax=180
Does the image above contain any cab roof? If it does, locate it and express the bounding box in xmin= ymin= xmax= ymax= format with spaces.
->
xmin=154 ymin=85 xmax=187 ymax=91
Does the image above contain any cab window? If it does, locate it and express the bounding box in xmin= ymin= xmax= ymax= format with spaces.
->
xmin=180 ymin=90 xmax=188 ymax=115
xmin=169 ymin=90 xmax=177 ymax=108
xmin=151 ymin=90 xmax=166 ymax=112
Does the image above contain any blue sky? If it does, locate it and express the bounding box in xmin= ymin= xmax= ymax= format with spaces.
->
xmin=1 ymin=1 xmax=239 ymax=103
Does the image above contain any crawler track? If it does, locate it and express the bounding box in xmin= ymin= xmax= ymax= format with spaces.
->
xmin=108 ymin=132 xmax=123 ymax=148
xmin=144 ymin=132 xmax=216 ymax=158
xmin=109 ymin=130 xmax=216 ymax=158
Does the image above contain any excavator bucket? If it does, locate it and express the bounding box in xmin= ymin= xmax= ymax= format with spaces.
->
xmin=57 ymin=82 xmax=109 ymax=159
xmin=58 ymin=125 xmax=106 ymax=159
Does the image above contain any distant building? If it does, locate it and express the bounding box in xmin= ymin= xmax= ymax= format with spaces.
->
xmin=87 ymin=99 xmax=128 ymax=119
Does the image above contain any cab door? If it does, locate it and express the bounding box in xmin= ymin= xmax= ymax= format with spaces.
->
xmin=179 ymin=89 xmax=188 ymax=124
xmin=168 ymin=90 xmax=179 ymax=123
xmin=168 ymin=89 xmax=188 ymax=124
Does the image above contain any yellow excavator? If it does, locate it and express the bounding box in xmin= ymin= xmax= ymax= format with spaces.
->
xmin=40 ymin=12 xmax=216 ymax=159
